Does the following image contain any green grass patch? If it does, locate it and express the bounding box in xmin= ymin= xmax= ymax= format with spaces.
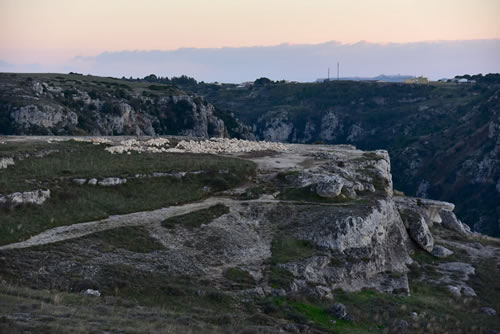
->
xmin=0 ymin=142 xmax=254 ymax=245
xmin=333 ymin=278 xmax=500 ymax=333
xmin=261 ymin=296 xmax=371 ymax=333
xmin=88 ymin=226 xmax=165 ymax=253
xmin=0 ymin=141 xmax=255 ymax=193
xmin=270 ymin=236 xmax=316 ymax=264
xmin=238 ymin=185 xmax=268 ymax=200
xmin=268 ymin=266 xmax=294 ymax=289
xmin=98 ymin=264 xmax=235 ymax=312
xmin=161 ymin=204 xmax=229 ymax=229
xmin=223 ymin=267 xmax=255 ymax=285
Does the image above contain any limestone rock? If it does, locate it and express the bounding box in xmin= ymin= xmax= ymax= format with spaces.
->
xmin=399 ymin=207 xmax=434 ymax=253
xmin=328 ymin=303 xmax=352 ymax=321
xmin=98 ymin=178 xmax=127 ymax=186
xmin=0 ymin=157 xmax=14 ymax=169
xmin=431 ymin=245 xmax=454 ymax=258
xmin=258 ymin=111 xmax=294 ymax=142
xmin=447 ymin=285 xmax=461 ymax=297
xmin=394 ymin=196 xmax=454 ymax=227
xmin=0 ymin=189 xmax=51 ymax=207
xmin=72 ymin=178 xmax=87 ymax=185
xmin=437 ymin=262 xmax=475 ymax=279
xmin=12 ymin=104 xmax=78 ymax=131
xmin=480 ymin=307 xmax=497 ymax=316
xmin=88 ymin=178 xmax=97 ymax=186
xmin=440 ymin=209 xmax=470 ymax=234
xmin=462 ymin=286 xmax=477 ymax=297
xmin=313 ymin=286 xmax=333 ymax=300
xmin=84 ymin=289 xmax=101 ymax=297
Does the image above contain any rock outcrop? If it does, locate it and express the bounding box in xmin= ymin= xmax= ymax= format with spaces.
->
xmin=1 ymin=137 xmax=499 ymax=333
xmin=182 ymin=78 xmax=500 ymax=237
xmin=0 ymin=189 xmax=50 ymax=207
xmin=0 ymin=157 xmax=14 ymax=169
xmin=0 ymin=74 xmax=248 ymax=139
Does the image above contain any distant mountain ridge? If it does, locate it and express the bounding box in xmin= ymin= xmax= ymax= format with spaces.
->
xmin=318 ymin=74 xmax=415 ymax=82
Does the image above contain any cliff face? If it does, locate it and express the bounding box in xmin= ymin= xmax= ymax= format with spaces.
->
xmin=182 ymin=79 xmax=500 ymax=237
xmin=1 ymin=73 xmax=497 ymax=238
xmin=0 ymin=138 xmax=472 ymax=296
xmin=0 ymin=73 xmax=252 ymax=138
xmin=0 ymin=137 xmax=498 ymax=333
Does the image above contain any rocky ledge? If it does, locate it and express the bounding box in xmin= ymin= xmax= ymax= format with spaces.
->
xmin=0 ymin=140 xmax=479 ymax=298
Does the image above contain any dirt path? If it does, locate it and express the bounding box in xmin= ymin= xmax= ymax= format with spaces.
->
xmin=0 ymin=197 xmax=283 ymax=251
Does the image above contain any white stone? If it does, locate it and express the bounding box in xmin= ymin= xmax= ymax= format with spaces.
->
xmin=84 ymin=289 xmax=101 ymax=297
xmin=0 ymin=157 xmax=14 ymax=169
xmin=72 ymin=178 xmax=87 ymax=185
xmin=0 ymin=189 xmax=50 ymax=206
xmin=98 ymin=177 xmax=127 ymax=186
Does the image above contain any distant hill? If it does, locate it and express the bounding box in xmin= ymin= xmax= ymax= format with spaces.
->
xmin=318 ymin=74 xmax=415 ymax=83
xmin=0 ymin=73 xmax=252 ymax=139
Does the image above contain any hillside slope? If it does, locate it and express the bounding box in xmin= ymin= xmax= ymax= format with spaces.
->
xmin=0 ymin=137 xmax=499 ymax=333
xmin=180 ymin=78 xmax=500 ymax=236
xmin=0 ymin=73 xmax=252 ymax=139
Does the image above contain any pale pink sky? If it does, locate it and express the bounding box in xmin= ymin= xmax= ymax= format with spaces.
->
xmin=1 ymin=0 xmax=499 ymax=64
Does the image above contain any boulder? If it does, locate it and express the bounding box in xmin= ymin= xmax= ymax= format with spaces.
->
xmin=431 ymin=245 xmax=454 ymax=258
xmin=447 ymin=285 xmax=461 ymax=297
xmin=399 ymin=208 xmax=434 ymax=253
xmin=84 ymin=289 xmax=101 ymax=297
xmin=462 ymin=286 xmax=477 ymax=297
xmin=394 ymin=196 xmax=454 ymax=227
xmin=440 ymin=209 xmax=469 ymax=234
xmin=314 ymin=175 xmax=344 ymax=197
xmin=98 ymin=178 xmax=127 ymax=186
xmin=72 ymin=178 xmax=87 ymax=185
xmin=88 ymin=178 xmax=97 ymax=185
xmin=328 ymin=303 xmax=352 ymax=321
xmin=0 ymin=189 xmax=51 ymax=207
xmin=0 ymin=157 xmax=14 ymax=169
xmin=437 ymin=262 xmax=475 ymax=280
xmin=480 ymin=307 xmax=497 ymax=316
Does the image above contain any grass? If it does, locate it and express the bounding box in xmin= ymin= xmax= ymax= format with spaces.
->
xmin=269 ymin=236 xmax=316 ymax=264
xmin=238 ymin=185 xmax=268 ymax=200
xmin=268 ymin=266 xmax=295 ymax=289
xmin=0 ymin=141 xmax=255 ymax=245
xmin=161 ymin=204 xmax=230 ymax=229
xmin=258 ymin=296 xmax=371 ymax=333
xmin=330 ymin=251 xmax=500 ymax=334
xmin=0 ymin=283 xmax=238 ymax=334
xmin=0 ymin=140 xmax=255 ymax=193
xmin=223 ymin=267 xmax=256 ymax=285
xmin=279 ymin=185 xmax=356 ymax=203
xmin=87 ymin=226 xmax=165 ymax=253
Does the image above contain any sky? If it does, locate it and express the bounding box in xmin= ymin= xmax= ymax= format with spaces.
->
xmin=1 ymin=0 xmax=499 ymax=81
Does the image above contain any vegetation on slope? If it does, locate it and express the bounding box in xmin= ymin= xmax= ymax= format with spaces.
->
xmin=0 ymin=140 xmax=255 ymax=245
xmin=179 ymin=77 xmax=500 ymax=236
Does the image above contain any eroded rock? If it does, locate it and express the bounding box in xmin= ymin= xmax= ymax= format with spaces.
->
xmin=98 ymin=178 xmax=127 ymax=186
xmin=0 ymin=189 xmax=51 ymax=207
xmin=399 ymin=207 xmax=434 ymax=253
xmin=440 ymin=209 xmax=470 ymax=234
xmin=431 ymin=245 xmax=454 ymax=258
xmin=0 ymin=157 xmax=14 ymax=169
